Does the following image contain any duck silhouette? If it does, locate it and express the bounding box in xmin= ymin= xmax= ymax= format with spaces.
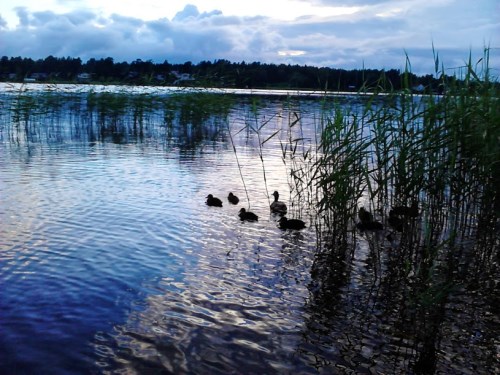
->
xmin=388 ymin=209 xmax=405 ymax=232
xmin=391 ymin=201 xmax=419 ymax=218
xmin=358 ymin=207 xmax=373 ymax=225
xmin=206 ymin=194 xmax=223 ymax=207
xmin=356 ymin=221 xmax=384 ymax=231
xmin=278 ymin=217 xmax=306 ymax=230
xmin=356 ymin=207 xmax=383 ymax=231
xmin=228 ymin=192 xmax=239 ymax=205
xmin=270 ymin=191 xmax=287 ymax=215
xmin=239 ymin=208 xmax=258 ymax=221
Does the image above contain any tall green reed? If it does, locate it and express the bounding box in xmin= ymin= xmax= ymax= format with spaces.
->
xmin=313 ymin=104 xmax=370 ymax=247
xmin=313 ymin=47 xmax=498 ymax=283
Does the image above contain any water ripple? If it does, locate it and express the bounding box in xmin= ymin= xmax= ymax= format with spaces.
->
xmin=2 ymin=95 xmax=495 ymax=374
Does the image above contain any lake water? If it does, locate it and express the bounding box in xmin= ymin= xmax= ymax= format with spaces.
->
xmin=0 ymin=84 xmax=497 ymax=374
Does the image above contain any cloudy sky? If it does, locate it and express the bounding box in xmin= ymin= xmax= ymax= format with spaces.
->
xmin=0 ymin=0 xmax=498 ymax=75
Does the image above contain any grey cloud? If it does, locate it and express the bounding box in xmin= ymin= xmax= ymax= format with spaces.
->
xmin=110 ymin=14 xmax=145 ymax=27
xmin=173 ymin=4 xmax=199 ymax=21
xmin=65 ymin=10 xmax=97 ymax=26
xmin=1 ymin=4 xmax=496 ymax=75
xmin=146 ymin=19 xmax=173 ymax=34
xmin=279 ymin=16 xmax=407 ymax=39
xmin=14 ymin=7 xmax=30 ymax=27
xmin=296 ymin=0 xmax=393 ymax=6
xmin=172 ymin=4 xmax=222 ymax=22
xmin=30 ymin=11 xmax=58 ymax=26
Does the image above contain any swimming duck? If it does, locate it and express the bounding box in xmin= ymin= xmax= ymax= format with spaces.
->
xmin=356 ymin=221 xmax=384 ymax=231
xmin=278 ymin=217 xmax=306 ymax=230
xmin=239 ymin=208 xmax=258 ymax=221
xmin=228 ymin=192 xmax=239 ymax=205
xmin=270 ymin=191 xmax=287 ymax=215
xmin=388 ymin=209 xmax=405 ymax=232
xmin=391 ymin=201 xmax=419 ymax=217
xmin=358 ymin=207 xmax=373 ymax=225
xmin=206 ymin=194 xmax=223 ymax=207
xmin=356 ymin=207 xmax=383 ymax=231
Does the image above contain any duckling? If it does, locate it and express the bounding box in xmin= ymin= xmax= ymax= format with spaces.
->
xmin=270 ymin=191 xmax=287 ymax=215
xmin=388 ymin=209 xmax=404 ymax=232
xmin=391 ymin=201 xmax=419 ymax=217
xmin=206 ymin=194 xmax=223 ymax=207
xmin=356 ymin=220 xmax=384 ymax=231
xmin=358 ymin=207 xmax=373 ymax=225
xmin=239 ymin=208 xmax=258 ymax=221
xmin=228 ymin=192 xmax=239 ymax=205
xmin=278 ymin=217 xmax=306 ymax=230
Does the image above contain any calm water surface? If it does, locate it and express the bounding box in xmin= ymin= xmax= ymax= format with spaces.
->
xmin=0 ymin=85 xmax=497 ymax=374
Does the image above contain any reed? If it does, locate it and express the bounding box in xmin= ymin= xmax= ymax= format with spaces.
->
xmin=313 ymin=103 xmax=371 ymax=247
xmin=312 ymin=47 xmax=499 ymax=285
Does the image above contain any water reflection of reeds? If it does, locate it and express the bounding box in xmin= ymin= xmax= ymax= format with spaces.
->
xmin=1 ymin=90 xmax=235 ymax=149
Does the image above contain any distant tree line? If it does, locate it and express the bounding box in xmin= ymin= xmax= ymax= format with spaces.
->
xmin=0 ymin=55 xmax=452 ymax=92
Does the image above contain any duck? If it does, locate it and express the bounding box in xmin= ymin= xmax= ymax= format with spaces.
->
xmin=356 ymin=220 xmax=384 ymax=231
xmin=388 ymin=209 xmax=405 ymax=232
xmin=278 ymin=217 xmax=306 ymax=230
xmin=391 ymin=201 xmax=419 ymax=217
xmin=239 ymin=208 xmax=258 ymax=221
xmin=206 ymin=194 xmax=223 ymax=207
xmin=358 ymin=207 xmax=373 ymax=225
xmin=356 ymin=207 xmax=383 ymax=231
xmin=227 ymin=192 xmax=239 ymax=205
xmin=270 ymin=191 xmax=287 ymax=215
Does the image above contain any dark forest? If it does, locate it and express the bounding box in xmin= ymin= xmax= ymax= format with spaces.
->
xmin=0 ymin=55 xmax=452 ymax=92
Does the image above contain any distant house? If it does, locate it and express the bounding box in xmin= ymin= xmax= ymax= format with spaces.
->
xmin=77 ymin=73 xmax=92 ymax=82
xmin=412 ymin=84 xmax=425 ymax=93
xmin=127 ymin=71 xmax=139 ymax=79
xmin=31 ymin=72 xmax=49 ymax=80
xmin=171 ymin=71 xmax=194 ymax=85
xmin=23 ymin=77 xmax=37 ymax=83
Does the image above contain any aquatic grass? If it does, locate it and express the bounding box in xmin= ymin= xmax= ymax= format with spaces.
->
xmin=2 ymin=86 xmax=236 ymax=147
xmin=224 ymin=94 xmax=319 ymax=218
xmin=235 ymin=96 xmax=286 ymax=208
xmin=311 ymin=48 xmax=499 ymax=302
xmin=280 ymin=110 xmax=315 ymax=218
xmin=313 ymin=103 xmax=372 ymax=247
xmin=248 ymin=96 xmax=276 ymax=206
xmin=306 ymin=48 xmax=498 ymax=371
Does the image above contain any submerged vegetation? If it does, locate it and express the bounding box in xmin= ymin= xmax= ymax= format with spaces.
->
xmin=1 ymin=49 xmax=498 ymax=373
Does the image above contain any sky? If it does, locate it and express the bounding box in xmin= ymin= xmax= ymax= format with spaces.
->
xmin=0 ymin=0 xmax=498 ymax=75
